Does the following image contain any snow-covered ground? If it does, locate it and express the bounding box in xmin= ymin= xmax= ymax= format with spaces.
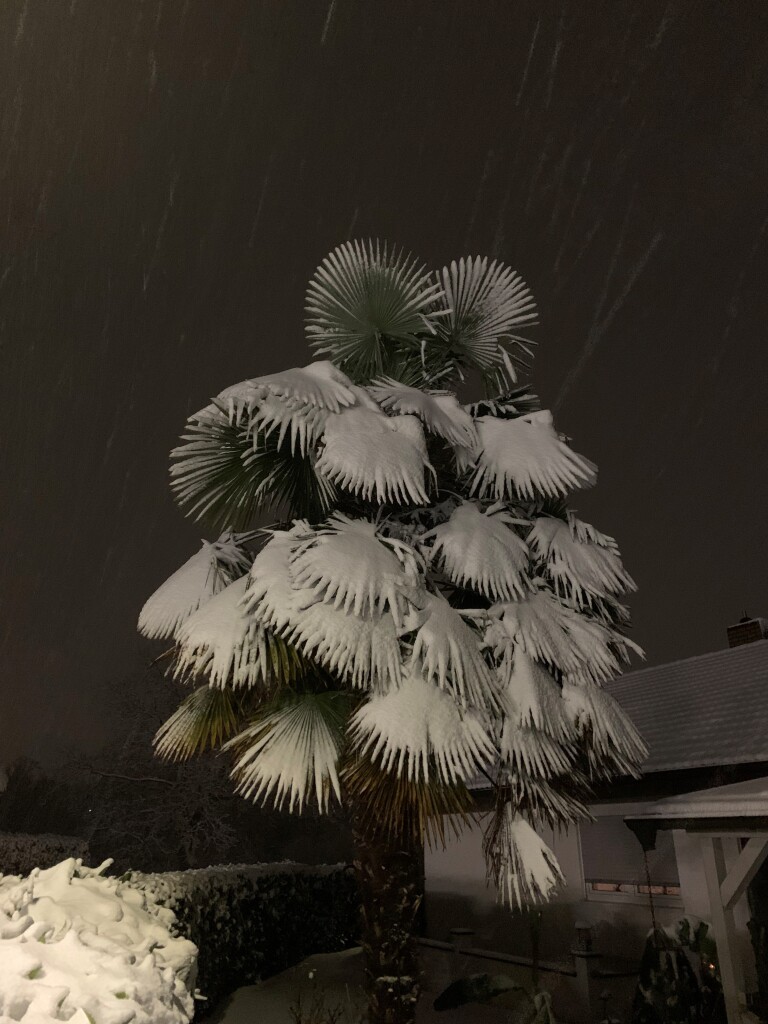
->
xmin=0 ymin=859 xmax=197 ymax=1024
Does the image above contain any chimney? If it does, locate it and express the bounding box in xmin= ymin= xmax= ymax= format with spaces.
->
xmin=727 ymin=614 xmax=768 ymax=649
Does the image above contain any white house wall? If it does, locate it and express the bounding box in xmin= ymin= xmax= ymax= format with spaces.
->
xmin=425 ymin=814 xmax=684 ymax=961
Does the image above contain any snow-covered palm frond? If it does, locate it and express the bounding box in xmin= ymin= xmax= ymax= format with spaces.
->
xmin=290 ymin=513 xmax=421 ymax=626
xmin=173 ymin=575 xmax=301 ymax=689
xmin=315 ymin=407 xmax=432 ymax=505
xmin=488 ymin=587 xmax=621 ymax=683
xmin=484 ymin=806 xmax=564 ymax=909
xmin=471 ymin=412 xmax=597 ymax=501
xmin=154 ymin=685 xmax=241 ymax=761
xmin=369 ymin=378 xmax=478 ymax=448
xmin=409 ymin=593 xmax=497 ymax=709
xmin=561 ymin=679 xmax=648 ymax=779
xmin=138 ymin=531 xmax=252 ymax=640
xmin=286 ymin=602 xmax=404 ymax=690
xmin=427 ymin=500 xmax=530 ymax=601
xmin=251 ymin=360 xmax=356 ymax=412
xmin=216 ymin=379 xmax=264 ymax=424
xmin=499 ymin=721 xmax=574 ymax=778
xmin=242 ymin=525 xmax=309 ymax=632
xmin=250 ymin=393 xmax=328 ymax=457
xmin=498 ymin=650 xmax=574 ymax=742
xmin=528 ymin=515 xmax=636 ymax=607
xmin=434 ymin=258 xmax=538 ymax=385
xmin=226 ymin=691 xmax=349 ymax=813
xmin=350 ymin=668 xmax=494 ymax=783
xmin=305 ymin=240 xmax=443 ymax=379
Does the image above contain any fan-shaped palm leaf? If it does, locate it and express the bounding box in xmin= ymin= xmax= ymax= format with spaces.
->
xmin=471 ymin=411 xmax=597 ymax=501
xmin=138 ymin=532 xmax=252 ymax=640
xmin=172 ymin=575 xmax=302 ymax=689
xmin=349 ymin=668 xmax=494 ymax=783
xmin=498 ymin=650 xmax=574 ymax=742
xmin=285 ymin=601 xmax=404 ymax=690
xmin=250 ymin=393 xmax=328 ymax=457
xmin=427 ymin=501 xmax=530 ymax=601
xmin=226 ymin=691 xmax=349 ymax=813
xmin=251 ymin=360 xmax=356 ymax=412
xmin=433 ymin=257 xmax=538 ymax=386
xmin=242 ymin=525 xmax=309 ymax=632
xmin=315 ymin=407 xmax=432 ymax=505
xmin=561 ymin=679 xmax=648 ymax=779
xmin=483 ymin=805 xmax=563 ymax=909
xmin=215 ymin=379 xmax=264 ymax=424
xmin=290 ymin=513 xmax=421 ymax=626
xmin=528 ymin=515 xmax=636 ymax=607
xmin=499 ymin=720 xmax=574 ymax=778
xmin=305 ymin=240 xmax=443 ymax=379
xmin=154 ymin=685 xmax=242 ymax=761
xmin=409 ymin=593 xmax=497 ymax=709
xmin=466 ymin=385 xmax=541 ymax=419
xmin=487 ymin=587 xmax=621 ymax=683
xmin=369 ymin=378 xmax=478 ymax=448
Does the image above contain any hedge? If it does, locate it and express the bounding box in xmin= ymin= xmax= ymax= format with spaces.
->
xmin=126 ymin=861 xmax=360 ymax=1014
xmin=0 ymin=832 xmax=89 ymax=877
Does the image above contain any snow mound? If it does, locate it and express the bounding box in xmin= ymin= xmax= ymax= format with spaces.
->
xmin=0 ymin=858 xmax=197 ymax=1024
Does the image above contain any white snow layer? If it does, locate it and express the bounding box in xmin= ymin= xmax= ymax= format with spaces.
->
xmin=0 ymin=859 xmax=197 ymax=1024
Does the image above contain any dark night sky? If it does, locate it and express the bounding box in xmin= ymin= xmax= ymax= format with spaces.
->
xmin=1 ymin=0 xmax=767 ymax=764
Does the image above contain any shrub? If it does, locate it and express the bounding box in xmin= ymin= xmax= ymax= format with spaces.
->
xmin=0 ymin=858 xmax=197 ymax=1023
xmin=0 ymin=832 xmax=89 ymax=876
xmin=126 ymin=861 xmax=359 ymax=1013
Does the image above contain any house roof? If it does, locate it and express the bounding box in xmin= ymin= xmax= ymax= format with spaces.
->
xmin=606 ymin=639 xmax=768 ymax=774
xmin=623 ymin=776 xmax=768 ymax=821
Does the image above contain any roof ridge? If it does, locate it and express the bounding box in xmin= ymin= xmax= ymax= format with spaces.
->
xmin=607 ymin=638 xmax=768 ymax=687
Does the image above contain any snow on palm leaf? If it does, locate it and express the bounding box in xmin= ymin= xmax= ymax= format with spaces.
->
xmin=499 ymin=720 xmax=574 ymax=778
xmin=305 ymin=240 xmax=444 ymax=379
xmin=409 ymin=592 xmax=498 ymax=709
xmin=471 ymin=411 xmax=596 ymax=501
xmin=289 ymin=513 xmax=421 ymax=627
xmin=488 ymin=586 xmax=624 ymax=683
xmin=244 ymin=526 xmax=404 ymax=689
xmin=226 ymin=691 xmax=348 ymax=813
xmin=499 ymin=650 xmax=574 ymax=743
xmin=484 ymin=806 xmax=564 ymax=909
xmin=528 ymin=514 xmax=636 ymax=608
xmin=350 ymin=668 xmax=494 ymax=783
xmin=173 ymin=575 xmax=302 ymax=689
xmin=250 ymin=392 xmax=328 ymax=457
xmin=369 ymin=377 xmax=477 ymax=448
xmin=561 ymin=678 xmax=648 ymax=779
xmin=426 ymin=500 xmax=530 ymax=601
xmin=433 ymin=257 xmax=538 ymax=387
xmin=315 ymin=406 xmax=432 ymax=505
xmin=249 ymin=360 xmax=357 ymax=412
xmin=138 ymin=532 xmax=252 ymax=640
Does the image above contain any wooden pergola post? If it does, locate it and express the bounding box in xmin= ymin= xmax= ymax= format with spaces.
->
xmin=699 ymin=832 xmax=768 ymax=1024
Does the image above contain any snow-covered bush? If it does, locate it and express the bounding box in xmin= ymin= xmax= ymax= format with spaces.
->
xmin=0 ymin=834 xmax=89 ymax=878
xmin=126 ymin=862 xmax=358 ymax=1011
xmin=0 ymin=858 xmax=197 ymax=1024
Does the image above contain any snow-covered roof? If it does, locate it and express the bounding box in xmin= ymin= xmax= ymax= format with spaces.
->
xmin=606 ymin=639 xmax=768 ymax=773
xmin=623 ymin=776 xmax=768 ymax=821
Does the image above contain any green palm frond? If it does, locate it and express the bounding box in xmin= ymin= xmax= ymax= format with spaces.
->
xmin=433 ymin=257 xmax=538 ymax=390
xmin=343 ymin=754 xmax=475 ymax=849
xmin=466 ymin=386 xmax=541 ymax=419
xmin=305 ymin=239 xmax=443 ymax=381
xmin=226 ymin=689 xmax=351 ymax=813
xmin=170 ymin=402 xmax=335 ymax=530
xmin=154 ymin=685 xmax=244 ymax=761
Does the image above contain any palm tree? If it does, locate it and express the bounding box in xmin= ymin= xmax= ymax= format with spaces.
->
xmin=138 ymin=240 xmax=647 ymax=1024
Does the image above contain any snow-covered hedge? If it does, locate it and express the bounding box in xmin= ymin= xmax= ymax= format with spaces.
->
xmin=0 ymin=834 xmax=89 ymax=877
xmin=0 ymin=858 xmax=197 ymax=1024
xmin=126 ymin=862 xmax=359 ymax=1012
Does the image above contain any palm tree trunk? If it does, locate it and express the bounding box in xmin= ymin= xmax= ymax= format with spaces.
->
xmin=350 ymin=804 xmax=423 ymax=1024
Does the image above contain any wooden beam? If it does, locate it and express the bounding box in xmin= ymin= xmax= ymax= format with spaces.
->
xmin=701 ymin=836 xmax=744 ymax=1024
xmin=720 ymin=836 xmax=768 ymax=910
